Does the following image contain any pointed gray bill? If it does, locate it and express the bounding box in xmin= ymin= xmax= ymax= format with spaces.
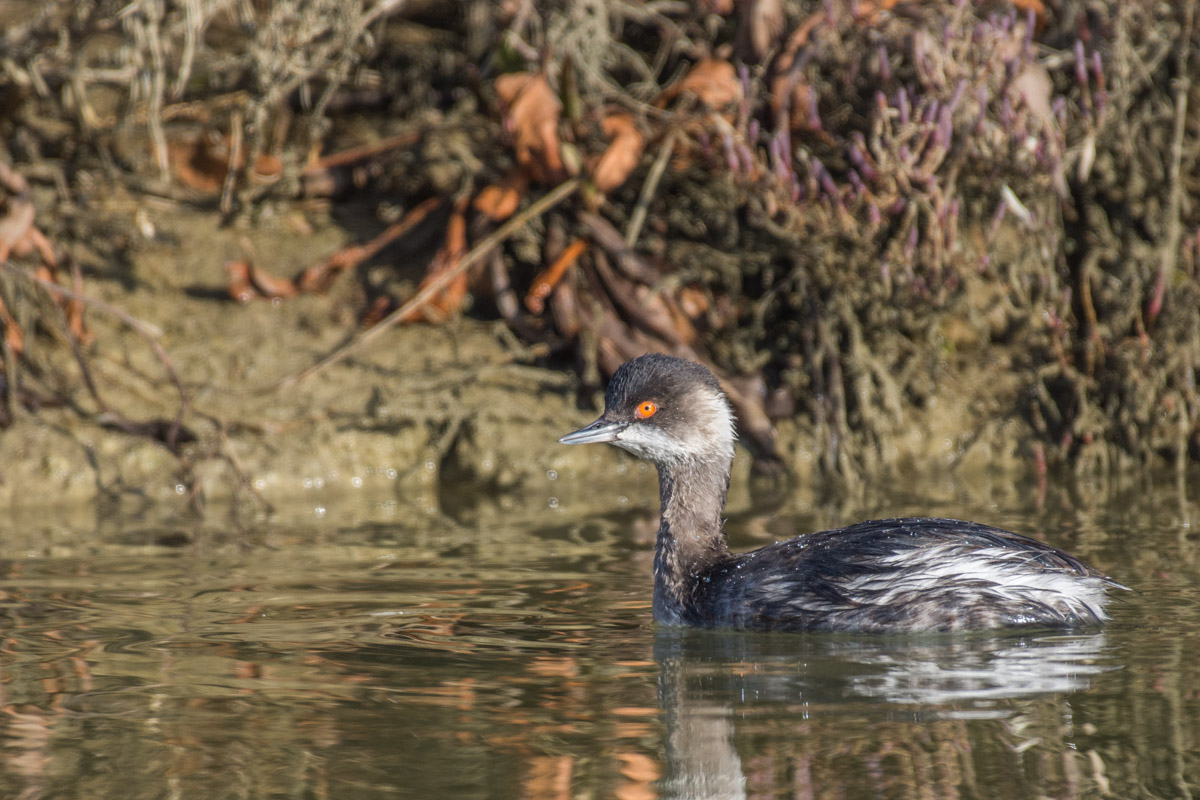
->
xmin=558 ymin=418 xmax=627 ymax=445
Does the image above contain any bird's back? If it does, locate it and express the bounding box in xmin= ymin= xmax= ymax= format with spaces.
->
xmin=685 ymin=518 xmax=1122 ymax=633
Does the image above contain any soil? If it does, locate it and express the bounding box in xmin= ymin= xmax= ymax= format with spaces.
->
xmin=0 ymin=191 xmax=1038 ymax=520
xmin=4 ymin=1 xmax=1198 ymax=523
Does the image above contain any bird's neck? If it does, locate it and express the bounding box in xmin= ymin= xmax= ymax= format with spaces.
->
xmin=652 ymin=455 xmax=733 ymax=625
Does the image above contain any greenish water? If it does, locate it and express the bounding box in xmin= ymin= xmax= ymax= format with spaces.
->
xmin=1 ymin=477 xmax=1197 ymax=799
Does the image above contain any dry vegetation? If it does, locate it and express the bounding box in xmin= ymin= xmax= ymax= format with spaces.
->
xmin=1 ymin=0 xmax=1199 ymax=489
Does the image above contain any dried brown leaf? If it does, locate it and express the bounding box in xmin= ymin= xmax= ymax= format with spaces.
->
xmin=1011 ymin=63 xmax=1054 ymax=130
xmin=473 ymin=169 xmax=529 ymax=221
xmin=772 ymin=78 xmax=821 ymax=135
xmin=496 ymin=72 xmax=565 ymax=184
xmin=616 ymin=753 xmax=662 ymax=783
xmin=168 ymin=133 xmax=229 ymax=194
xmin=852 ymin=0 xmax=901 ymax=24
xmin=248 ymin=263 xmax=299 ymax=299
xmin=662 ymin=59 xmax=742 ymax=110
xmin=0 ymin=196 xmax=35 ymax=263
xmin=402 ymin=207 xmax=469 ymax=323
xmin=225 ymin=260 xmax=257 ymax=304
xmin=225 ymin=259 xmax=299 ymax=302
xmin=591 ymin=114 xmax=645 ymax=193
xmin=549 ymin=269 xmax=582 ymax=339
xmin=526 ymin=238 xmax=587 ymax=314
xmin=249 ymin=153 xmax=283 ymax=184
xmin=770 ymin=15 xmax=826 ymax=134
xmin=169 ymin=132 xmax=283 ymax=194
xmin=1010 ymin=0 xmax=1047 ymax=23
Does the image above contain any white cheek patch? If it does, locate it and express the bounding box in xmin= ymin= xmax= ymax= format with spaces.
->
xmin=614 ymin=387 xmax=737 ymax=465
xmin=685 ymin=387 xmax=737 ymax=462
xmin=615 ymin=425 xmax=693 ymax=462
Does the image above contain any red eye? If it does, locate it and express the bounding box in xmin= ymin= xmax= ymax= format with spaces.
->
xmin=635 ymin=401 xmax=658 ymax=419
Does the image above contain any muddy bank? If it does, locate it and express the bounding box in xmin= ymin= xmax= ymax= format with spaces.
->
xmin=1 ymin=199 xmax=1042 ymax=520
xmin=3 ymin=1 xmax=1199 ymax=521
xmin=0 ymin=200 xmax=572 ymax=511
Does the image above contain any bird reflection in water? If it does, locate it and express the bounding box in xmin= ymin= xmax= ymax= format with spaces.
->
xmin=652 ymin=629 xmax=1117 ymax=799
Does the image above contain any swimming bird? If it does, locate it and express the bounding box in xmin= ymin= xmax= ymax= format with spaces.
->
xmin=559 ymin=353 xmax=1123 ymax=633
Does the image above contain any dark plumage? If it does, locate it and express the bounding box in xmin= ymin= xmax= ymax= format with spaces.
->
xmin=559 ymin=354 xmax=1125 ymax=633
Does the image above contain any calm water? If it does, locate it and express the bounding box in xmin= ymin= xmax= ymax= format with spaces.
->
xmin=1 ymin=474 xmax=1198 ymax=799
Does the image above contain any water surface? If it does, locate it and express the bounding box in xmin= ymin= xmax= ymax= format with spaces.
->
xmin=1 ymin=476 xmax=1197 ymax=799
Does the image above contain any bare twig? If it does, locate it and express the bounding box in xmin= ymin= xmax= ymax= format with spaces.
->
xmin=258 ymin=0 xmax=410 ymax=111
xmin=299 ymin=131 xmax=424 ymax=197
xmin=123 ymin=0 xmax=172 ymax=180
xmin=220 ymin=108 xmax=244 ymax=216
xmin=294 ymin=196 xmax=442 ymax=293
xmin=274 ymin=177 xmax=580 ymax=390
xmin=174 ymin=0 xmax=202 ymax=99
xmin=215 ymin=425 xmax=276 ymax=514
xmin=1152 ymin=0 xmax=1194 ymax=327
xmin=0 ymin=260 xmax=190 ymax=446
xmin=302 ymin=131 xmax=422 ymax=172
xmin=625 ymin=128 xmax=678 ymax=247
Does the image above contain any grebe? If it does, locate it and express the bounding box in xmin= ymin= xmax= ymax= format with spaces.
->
xmin=559 ymin=354 xmax=1123 ymax=633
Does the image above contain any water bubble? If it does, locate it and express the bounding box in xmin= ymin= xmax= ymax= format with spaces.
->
xmin=385 ymin=468 xmax=398 ymax=479
xmin=351 ymin=476 xmax=363 ymax=488
xmin=548 ymin=497 xmax=559 ymax=509
xmin=314 ymin=506 xmax=327 ymax=517
xmin=174 ymin=484 xmax=186 ymax=495
xmin=546 ymin=469 xmax=558 ymax=481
